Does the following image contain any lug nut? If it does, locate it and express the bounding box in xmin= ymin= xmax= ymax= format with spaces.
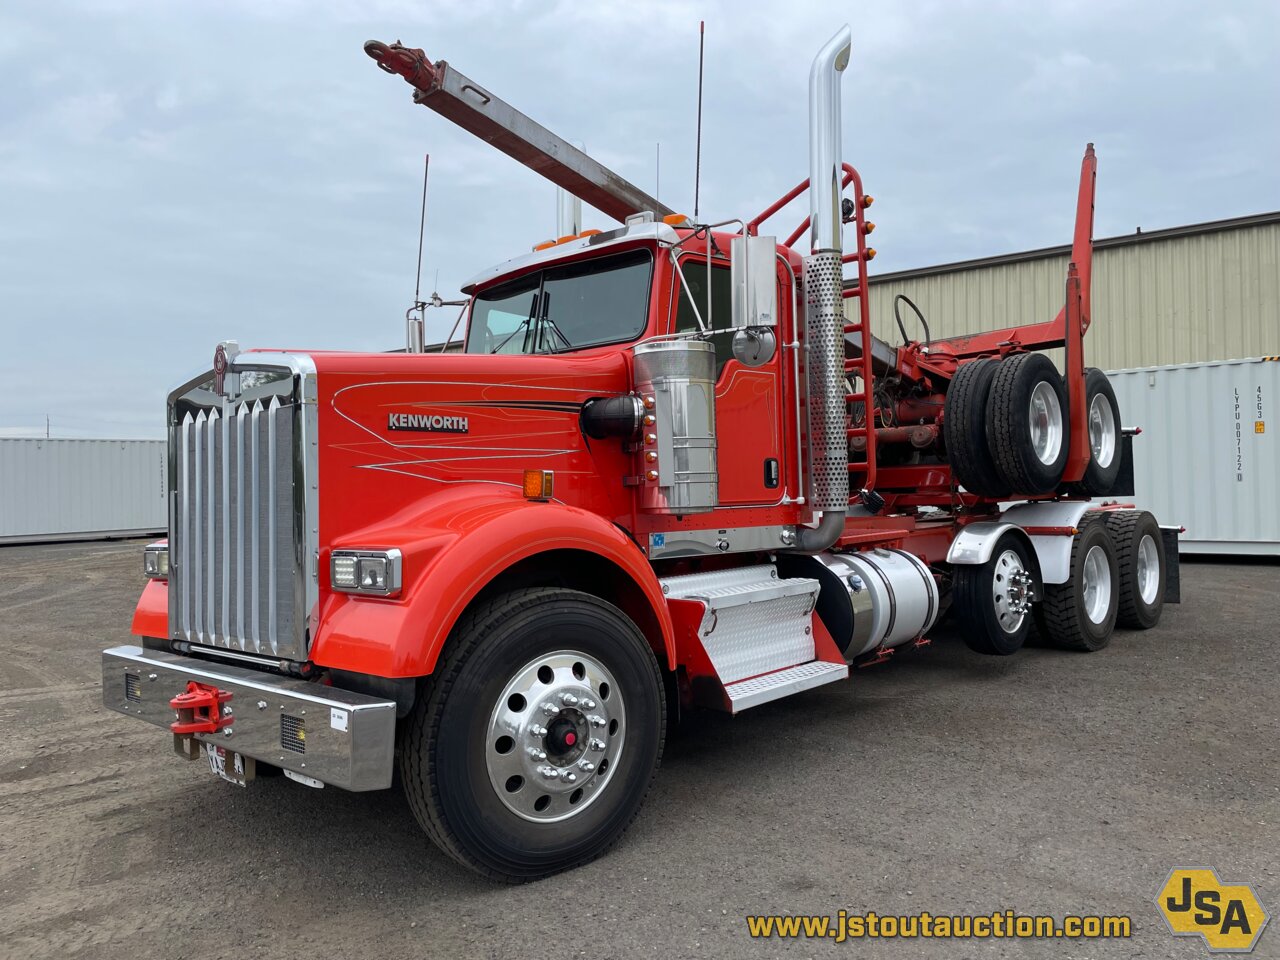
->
xmin=527 ymin=748 xmax=547 ymax=761
xmin=581 ymin=698 xmax=596 ymax=710
xmin=537 ymin=766 xmax=560 ymax=780
xmin=563 ymin=772 xmax=577 ymax=783
xmin=589 ymin=738 xmax=606 ymax=752
xmin=529 ymin=724 xmax=548 ymax=737
xmin=541 ymin=702 xmax=559 ymax=716
xmin=558 ymin=693 xmax=579 ymax=706
xmin=588 ymin=715 xmax=606 ymax=728
xmin=578 ymin=760 xmax=595 ymax=773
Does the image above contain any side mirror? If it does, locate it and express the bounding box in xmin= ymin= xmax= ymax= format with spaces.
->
xmin=730 ymin=234 xmax=778 ymax=328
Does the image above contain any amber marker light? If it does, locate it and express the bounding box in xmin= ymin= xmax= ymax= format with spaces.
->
xmin=523 ymin=469 xmax=554 ymax=500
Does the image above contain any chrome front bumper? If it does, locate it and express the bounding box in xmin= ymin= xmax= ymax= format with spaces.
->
xmin=102 ymin=645 xmax=396 ymax=791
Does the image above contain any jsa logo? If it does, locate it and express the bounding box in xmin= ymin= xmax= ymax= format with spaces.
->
xmin=1156 ymin=867 xmax=1270 ymax=953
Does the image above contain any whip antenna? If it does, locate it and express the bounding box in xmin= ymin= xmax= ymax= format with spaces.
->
xmin=414 ymin=153 xmax=430 ymax=307
xmin=694 ymin=21 xmax=704 ymax=220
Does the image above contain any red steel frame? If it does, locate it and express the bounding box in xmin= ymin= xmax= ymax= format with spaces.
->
xmin=743 ymin=144 xmax=1099 ymax=510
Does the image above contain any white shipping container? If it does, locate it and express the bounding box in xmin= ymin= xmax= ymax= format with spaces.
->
xmin=0 ymin=438 xmax=167 ymax=544
xmin=1107 ymin=357 xmax=1279 ymax=556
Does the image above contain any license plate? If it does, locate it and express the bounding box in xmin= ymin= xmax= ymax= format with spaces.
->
xmin=204 ymin=743 xmax=249 ymax=787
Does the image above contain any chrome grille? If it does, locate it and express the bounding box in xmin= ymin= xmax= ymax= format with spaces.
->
xmin=170 ymin=394 xmax=303 ymax=660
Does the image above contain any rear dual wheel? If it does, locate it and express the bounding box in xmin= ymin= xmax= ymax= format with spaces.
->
xmin=1036 ymin=522 xmax=1119 ymax=651
xmin=953 ymin=532 xmax=1036 ymax=656
xmin=1103 ymin=510 xmax=1166 ymax=628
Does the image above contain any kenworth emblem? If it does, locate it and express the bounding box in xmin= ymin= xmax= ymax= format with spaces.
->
xmin=388 ymin=412 xmax=469 ymax=433
xmin=212 ymin=344 xmax=228 ymax=397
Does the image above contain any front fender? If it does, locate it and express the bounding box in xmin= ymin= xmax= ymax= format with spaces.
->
xmin=309 ymin=487 xmax=673 ymax=678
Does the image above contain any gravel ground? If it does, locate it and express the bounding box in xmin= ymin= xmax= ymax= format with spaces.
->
xmin=1 ymin=539 xmax=1276 ymax=959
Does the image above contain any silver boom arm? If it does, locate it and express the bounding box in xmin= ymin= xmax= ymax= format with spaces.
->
xmin=365 ymin=40 xmax=674 ymax=224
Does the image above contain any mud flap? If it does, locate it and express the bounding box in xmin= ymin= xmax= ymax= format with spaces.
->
xmin=1161 ymin=526 xmax=1181 ymax=604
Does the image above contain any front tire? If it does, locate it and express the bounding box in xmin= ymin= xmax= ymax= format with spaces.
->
xmin=400 ymin=587 xmax=666 ymax=882
xmin=1036 ymin=523 xmax=1119 ymax=651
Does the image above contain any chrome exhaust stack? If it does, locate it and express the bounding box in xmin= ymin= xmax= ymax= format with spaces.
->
xmin=794 ymin=24 xmax=852 ymax=553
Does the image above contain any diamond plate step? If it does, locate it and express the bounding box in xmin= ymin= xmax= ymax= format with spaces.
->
xmin=661 ymin=563 xmax=821 ymax=684
xmin=724 ymin=660 xmax=848 ymax=713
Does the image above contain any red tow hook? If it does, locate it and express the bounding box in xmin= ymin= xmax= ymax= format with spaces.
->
xmin=170 ymin=681 xmax=234 ymax=735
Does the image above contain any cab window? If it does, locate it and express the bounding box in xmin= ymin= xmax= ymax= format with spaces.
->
xmin=466 ymin=250 xmax=653 ymax=354
xmin=673 ymin=259 xmax=735 ymax=374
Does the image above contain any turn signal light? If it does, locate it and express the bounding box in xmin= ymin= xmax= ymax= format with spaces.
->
xmin=862 ymin=195 xmax=874 ymax=208
xmin=143 ymin=541 xmax=169 ymax=580
xmin=864 ymin=221 xmax=876 ymax=234
xmin=865 ymin=247 xmax=877 ymax=260
xmin=523 ymin=469 xmax=554 ymax=500
xmin=662 ymin=213 xmax=690 ymax=226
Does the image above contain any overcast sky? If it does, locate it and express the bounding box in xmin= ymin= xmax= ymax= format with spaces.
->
xmin=2 ymin=0 xmax=1276 ymax=438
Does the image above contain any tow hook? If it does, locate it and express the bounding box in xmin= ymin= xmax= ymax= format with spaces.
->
xmin=170 ymin=681 xmax=235 ymax=735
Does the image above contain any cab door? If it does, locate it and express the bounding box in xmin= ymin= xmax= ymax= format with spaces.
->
xmin=669 ymin=255 xmax=789 ymax=506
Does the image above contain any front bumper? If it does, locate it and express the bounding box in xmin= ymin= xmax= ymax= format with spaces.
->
xmin=102 ymin=645 xmax=397 ymax=791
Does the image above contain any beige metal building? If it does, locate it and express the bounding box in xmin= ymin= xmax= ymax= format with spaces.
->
xmin=862 ymin=211 xmax=1280 ymax=370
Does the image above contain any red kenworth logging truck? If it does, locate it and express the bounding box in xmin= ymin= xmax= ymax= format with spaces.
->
xmin=104 ymin=25 xmax=1179 ymax=881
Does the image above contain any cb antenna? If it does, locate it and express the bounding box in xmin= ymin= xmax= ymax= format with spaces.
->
xmin=694 ymin=20 xmax=705 ymax=220
xmin=405 ymin=153 xmax=430 ymax=352
xmin=414 ymin=153 xmax=430 ymax=308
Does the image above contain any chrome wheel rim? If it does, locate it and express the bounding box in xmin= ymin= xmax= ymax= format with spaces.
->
xmin=1088 ymin=392 xmax=1117 ymax=468
xmin=1081 ymin=545 xmax=1112 ymax=624
xmin=486 ymin=650 xmax=624 ymax=823
xmin=1137 ymin=534 xmax=1160 ymax=605
xmin=991 ymin=548 xmax=1033 ymax=633
xmin=1029 ymin=381 xmax=1064 ymax=466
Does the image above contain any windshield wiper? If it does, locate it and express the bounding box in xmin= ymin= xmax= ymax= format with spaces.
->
xmin=490 ymin=293 xmax=540 ymax=354
xmin=535 ymin=292 xmax=572 ymax=353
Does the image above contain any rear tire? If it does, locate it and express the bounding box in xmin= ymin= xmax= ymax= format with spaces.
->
xmin=1072 ymin=368 xmax=1122 ymax=496
xmin=399 ymin=587 xmax=665 ymax=882
xmin=1104 ymin=510 xmax=1166 ymax=629
xmin=1036 ymin=523 xmax=1119 ymax=652
xmin=953 ymin=533 xmax=1035 ymax=656
xmin=943 ymin=359 xmax=1010 ymax=498
xmin=986 ymin=353 xmax=1069 ymax=495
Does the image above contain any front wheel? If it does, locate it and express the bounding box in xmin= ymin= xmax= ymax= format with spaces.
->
xmin=400 ymin=588 xmax=666 ymax=882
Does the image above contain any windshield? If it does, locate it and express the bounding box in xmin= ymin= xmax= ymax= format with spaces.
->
xmin=465 ymin=249 xmax=653 ymax=354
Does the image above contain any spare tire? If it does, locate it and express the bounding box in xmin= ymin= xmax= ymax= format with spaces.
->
xmin=986 ymin=353 xmax=1069 ymax=495
xmin=1071 ymin=367 xmax=1122 ymax=496
xmin=943 ymin=359 xmax=1010 ymax=499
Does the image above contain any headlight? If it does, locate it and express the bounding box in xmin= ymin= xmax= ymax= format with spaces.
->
xmin=143 ymin=542 xmax=169 ymax=580
xmin=330 ymin=549 xmax=402 ymax=597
